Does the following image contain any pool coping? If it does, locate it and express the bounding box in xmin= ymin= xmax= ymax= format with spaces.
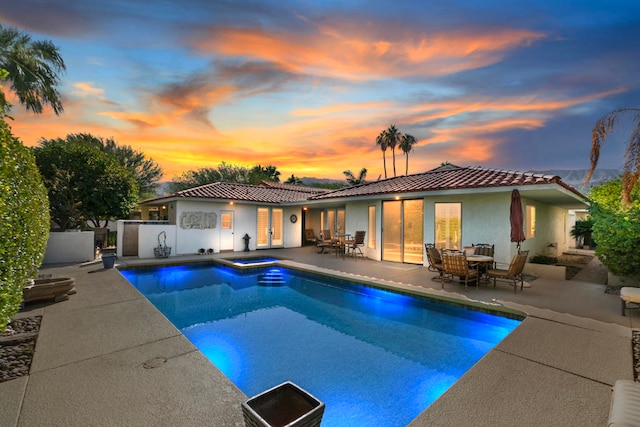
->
xmin=3 ymin=253 xmax=635 ymax=426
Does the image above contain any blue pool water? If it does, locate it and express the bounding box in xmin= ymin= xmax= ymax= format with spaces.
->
xmin=121 ymin=264 xmax=521 ymax=427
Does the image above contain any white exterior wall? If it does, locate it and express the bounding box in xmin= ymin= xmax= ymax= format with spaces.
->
xmin=138 ymin=223 xmax=177 ymax=258
xmin=43 ymin=231 xmax=95 ymax=264
xmin=344 ymin=201 xmax=375 ymax=259
xmin=340 ymin=191 xmax=571 ymax=266
xmin=283 ymin=206 xmax=303 ymax=248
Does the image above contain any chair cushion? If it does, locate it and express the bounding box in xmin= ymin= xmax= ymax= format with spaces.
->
xmin=620 ymin=287 xmax=640 ymax=303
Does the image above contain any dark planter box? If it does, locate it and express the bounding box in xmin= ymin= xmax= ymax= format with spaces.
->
xmin=241 ymin=381 xmax=324 ymax=427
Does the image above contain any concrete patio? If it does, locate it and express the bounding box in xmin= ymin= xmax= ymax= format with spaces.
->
xmin=1 ymin=248 xmax=638 ymax=426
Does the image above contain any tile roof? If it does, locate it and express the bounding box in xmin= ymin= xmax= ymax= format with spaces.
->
xmin=309 ymin=165 xmax=584 ymax=200
xmin=141 ymin=166 xmax=585 ymax=205
xmin=148 ymin=181 xmax=328 ymax=204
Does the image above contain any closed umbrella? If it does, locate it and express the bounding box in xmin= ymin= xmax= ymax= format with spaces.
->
xmin=510 ymin=189 xmax=526 ymax=252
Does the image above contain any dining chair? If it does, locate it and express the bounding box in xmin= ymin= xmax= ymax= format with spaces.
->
xmin=346 ymin=231 xmax=366 ymax=260
xmin=424 ymin=243 xmax=444 ymax=281
xmin=441 ymin=249 xmax=479 ymax=288
xmin=485 ymin=250 xmax=529 ymax=293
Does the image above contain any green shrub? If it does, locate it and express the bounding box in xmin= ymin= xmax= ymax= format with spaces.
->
xmin=0 ymin=120 xmax=50 ymax=330
xmin=588 ymin=179 xmax=640 ymax=278
xmin=529 ymin=255 xmax=557 ymax=265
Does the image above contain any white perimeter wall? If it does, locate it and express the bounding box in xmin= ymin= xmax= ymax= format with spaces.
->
xmin=43 ymin=231 xmax=95 ymax=264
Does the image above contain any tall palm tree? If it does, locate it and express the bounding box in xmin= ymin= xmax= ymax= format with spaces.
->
xmin=399 ymin=133 xmax=417 ymax=175
xmin=0 ymin=24 xmax=66 ymax=115
xmin=384 ymin=124 xmax=401 ymax=177
xmin=343 ymin=168 xmax=367 ymax=186
xmin=585 ymin=108 xmax=640 ymax=207
xmin=376 ymin=129 xmax=389 ymax=179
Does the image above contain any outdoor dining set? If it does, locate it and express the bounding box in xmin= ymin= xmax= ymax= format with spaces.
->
xmin=305 ymin=229 xmax=366 ymax=260
xmin=425 ymin=243 xmax=529 ymax=293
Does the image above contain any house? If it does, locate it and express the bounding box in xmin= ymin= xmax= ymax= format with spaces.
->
xmin=119 ymin=164 xmax=589 ymax=265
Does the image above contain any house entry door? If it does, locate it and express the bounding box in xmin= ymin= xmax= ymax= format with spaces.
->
xmin=256 ymin=207 xmax=284 ymax=249
xmin=220 ymin=210 xmax=234 ymax=251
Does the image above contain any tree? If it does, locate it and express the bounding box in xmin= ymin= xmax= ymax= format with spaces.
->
xmin=168 ymin=167 xmax=222 ymax=193
xmin=588 ymin=179 xmax=640 ymax=277
xmin=33 ymin=137 xmax=138 ymax=229
xmin=217 ymin=161 xmax=249 ymax=183
xmin=376 ymin=128 xmax=389 ymax=179
xmin=343 ymin=168 xmax=367 ymax=186
xmin=399 ymin=133 xmax=417 ymax=175
xmin=376 ymin=125 xmax=403 ymax=178
xmin=0 ymin=24 xmax=65 ymax=115
xmin=63 ymin=133 xmax=162 ymax=199
xmin=248 ymin=164 xmax=281 ymax=184
xmin=384 ymin=125 xmax=401 ymax=177
xmin=285 ymin=174 xmax=303 ymax=185
xmin=0 ymin=114 xmax=49 ymax=329
xmin=585 ymin=108 xmax=640 ymax=207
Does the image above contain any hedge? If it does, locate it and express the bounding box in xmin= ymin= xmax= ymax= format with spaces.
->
xmin=0 ymin=120 xmax=50 ymax=331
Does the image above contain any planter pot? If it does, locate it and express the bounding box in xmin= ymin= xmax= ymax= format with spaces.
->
xmin=102 ymin=254 xmax=117 ymax=269
xmin=241 ymin=381 xmax=324 ymax=427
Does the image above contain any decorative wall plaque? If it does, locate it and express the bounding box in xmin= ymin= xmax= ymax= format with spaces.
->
xmin=179 ymin=211 xmax=217 ymax=229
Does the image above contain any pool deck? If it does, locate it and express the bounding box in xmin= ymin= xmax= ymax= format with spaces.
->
xmin=2 ymin=248 xmax=638 ymax=426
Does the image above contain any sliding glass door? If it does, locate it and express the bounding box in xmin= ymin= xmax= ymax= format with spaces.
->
xmin=382 ymin=199 xmax=423 ymax=263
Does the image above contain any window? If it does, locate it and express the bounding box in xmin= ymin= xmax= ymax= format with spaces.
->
xmin=221 ymin=212 xmax=232 ymax=229
xmin=368 ymin=206 xmax=376 ymax=248
xmin=526 ymin=205 xmax=536 ymax=238
xmin=435 ymin=203 xmax=461 ymax=249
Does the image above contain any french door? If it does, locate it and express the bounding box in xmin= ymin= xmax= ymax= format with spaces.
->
xmin=256 ymin=207 xmax=284 ymax=249
xmin=382 ymin=199 xmax=423 ymax=263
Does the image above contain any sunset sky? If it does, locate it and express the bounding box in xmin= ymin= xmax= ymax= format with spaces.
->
xmin=1 ymin=0 xmax=639 ymax=181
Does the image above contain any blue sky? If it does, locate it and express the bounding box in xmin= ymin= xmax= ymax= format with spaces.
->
xmin=1 ymin=0 xmax=638 ymax=180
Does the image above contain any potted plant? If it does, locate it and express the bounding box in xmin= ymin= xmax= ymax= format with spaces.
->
xmin=571 ymin=219 xmax=594 ymax=249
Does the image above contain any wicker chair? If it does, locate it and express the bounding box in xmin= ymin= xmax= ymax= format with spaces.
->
xmin=316 ymin=229 xmax=334 ymax=254
xmin=424 ymin=244 xmax=444 ymax=282
xmin=441 ymin=249 xmax=479 ymax=288
xmin=346 ymin=231 xmax=366 ymax=259
xmin=485 ymin=250 xmax=529 ymax=293
xmin=473 ymin=243 xmax=495 ymax=273
xmin=304 ymin=229 xmax=318 ymax=250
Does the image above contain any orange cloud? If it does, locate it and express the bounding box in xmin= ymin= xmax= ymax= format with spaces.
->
xmin=191 ymin=24 xmax=545 ymax=80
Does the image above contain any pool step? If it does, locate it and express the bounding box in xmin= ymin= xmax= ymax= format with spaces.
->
xmin=258 ymin=270 xmax=286 ymax=286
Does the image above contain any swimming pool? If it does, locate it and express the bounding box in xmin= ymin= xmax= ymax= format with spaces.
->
xmin=121 ymin=263 xmax=521 ymax=426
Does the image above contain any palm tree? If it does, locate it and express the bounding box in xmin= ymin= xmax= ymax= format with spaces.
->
xmin=0 ymin=24 xmax=66 ymax=115
xmin=376 ymin=129 xmax=389 ymax=179
xmin=399 ymin=133 xmax=417 ymax=175
xmin=285 ymin=174 xmax=303 ymax=185
xmin=585 ymin=108 xmax=640 ymax=207
xmin=384 ymin=124 xmax=401 ymax=177
xmin=343 ymin=168 xmax=367 ymax=186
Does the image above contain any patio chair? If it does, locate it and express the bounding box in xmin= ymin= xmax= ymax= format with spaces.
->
xmin=472 ymin=243 xmax=494 ymax=257
xmin=345 ymin=231 xmax=366 ymax=260
xmin=473 ymin=243 xmax=495 ymax=272
xmin=316 ymin=229 xmax=334 ymax=254
xmin=304 ymin=229 xmax=318 ymax=250
xmin=424 ymin=243 xmax=444 ymax=282
xmin=485 ymin=250 xmax=529 ymax=293
xmin=441 ymin=249 xmax=479 ymax=288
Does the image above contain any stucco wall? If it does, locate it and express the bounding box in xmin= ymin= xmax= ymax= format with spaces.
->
xmin=43 ymin=231 xmax=95 ymax=264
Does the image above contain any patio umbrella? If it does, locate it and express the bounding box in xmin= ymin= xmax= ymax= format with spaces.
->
xmin=510 ymin=189 xmax=526 ymax=252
